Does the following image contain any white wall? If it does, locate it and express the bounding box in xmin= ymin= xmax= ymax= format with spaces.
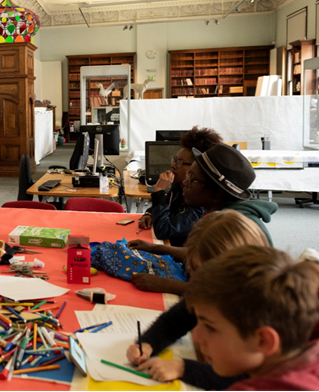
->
xmin=42 ymin=62 xmax=63 ymax=126
xmin=34 ymin=60 xmax=63 ymax=126
xmin=34 ymin=58 xmax=42 ymax=101
xmin=275 ymin=0 xmax=316 ymax=48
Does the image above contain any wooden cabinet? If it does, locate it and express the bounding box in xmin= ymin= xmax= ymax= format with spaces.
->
xmin=143 ymin=88 xmax=163 ymax=99
xmin=0 ymin=43 xmax=37 ymax=176
xmin=168 ymin=46 xmax=272 ymax=98
xmin=290 ymin=39 xmax=315 ymax=95
xmin=66 ymin=52 xmax=136 ymax=122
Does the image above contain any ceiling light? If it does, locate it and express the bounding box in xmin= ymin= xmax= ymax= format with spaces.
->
xmin=205 ymin=20 xmax=209 ymax=25
xmin=123 ymin=25 xmax=128 ymax=30
xmin=129 ymin=25 xmax=133 ymax=30
xmin=250 ymin=0 xmax=254 ymax=2
xmin=215 ymin=19 xmax=219 ymax=25
xmin=235 ymin=6 xmax=240 ymax=12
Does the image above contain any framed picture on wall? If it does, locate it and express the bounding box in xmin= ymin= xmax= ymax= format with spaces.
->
xmin=286 ymin=7 xmax=307 ymax=50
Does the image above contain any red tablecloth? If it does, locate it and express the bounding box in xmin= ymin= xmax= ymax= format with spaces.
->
xmin=0 ymin=208 xmax=165 ymax=390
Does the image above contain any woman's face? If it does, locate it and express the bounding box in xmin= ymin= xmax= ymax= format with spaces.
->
xmin=182 ymin=161 xmax=213 ymax=208
xmin=170 ymin=148 xmax=194 ymax=185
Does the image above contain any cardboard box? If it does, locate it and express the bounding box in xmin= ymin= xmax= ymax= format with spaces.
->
xmin=9 ymin=226 xmax=70 ymax=248
xmin=67 ymin=236 xmax=91 ymax=284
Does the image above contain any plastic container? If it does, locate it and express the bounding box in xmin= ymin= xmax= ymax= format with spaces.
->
xmin=58 ymin=136 xmax=64 ymax=146
xmin=99 ymin=174 xmax=109 ymax=194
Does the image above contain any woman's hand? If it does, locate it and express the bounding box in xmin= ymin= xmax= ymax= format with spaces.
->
xmin=138 ymin=215 xmax=152 ymax=229
xmin=126 ymin=343 xmax=153 ymax=366
xmin=127 ymin=240 xmax=156 ymax=252
xmin=155 ymin=171 xmax=175 ymax=192
xmin=137 ymin=358 xmax=185 ymax=382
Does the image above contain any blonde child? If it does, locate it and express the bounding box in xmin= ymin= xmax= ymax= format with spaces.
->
xmin=127 ymin=210 xmax=270 ymax=389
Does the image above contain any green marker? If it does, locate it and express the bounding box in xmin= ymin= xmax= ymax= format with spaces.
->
xmin=15 ymin=323 xmax=31 ymax=369
xmin=101 ymin=359 xmax=151 ymax=379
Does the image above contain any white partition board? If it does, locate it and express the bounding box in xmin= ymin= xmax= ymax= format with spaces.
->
xmin=121 ymin=96 xmax=303 ymax=152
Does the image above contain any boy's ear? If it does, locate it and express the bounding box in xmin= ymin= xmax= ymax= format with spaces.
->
xmin=255 ymin=326 xmax=281 ymax=356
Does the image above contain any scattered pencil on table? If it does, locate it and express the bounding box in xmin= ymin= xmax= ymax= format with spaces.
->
xmin=12 ymin=364 xmax=60 ymax=375
xmin=56 ymin=300 xmax=67 ymax=319
xmin=136 ymin=229 xmax=143 ymax=234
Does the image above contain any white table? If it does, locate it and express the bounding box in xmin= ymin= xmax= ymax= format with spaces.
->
xmin=34 ymin=109 xmax=54 ymax=165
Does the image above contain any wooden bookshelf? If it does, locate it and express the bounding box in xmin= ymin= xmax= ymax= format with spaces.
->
xmin=168 ymin=46 xmax=273 ymax=98
xmin=66 ymin=52 xmax=136 ymax=141
xmin=289 ymin=39 xmax=315 ymax=95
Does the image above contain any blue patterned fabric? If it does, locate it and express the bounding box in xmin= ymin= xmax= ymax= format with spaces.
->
xmin=91 ymin=239 xmax=187 ymax=282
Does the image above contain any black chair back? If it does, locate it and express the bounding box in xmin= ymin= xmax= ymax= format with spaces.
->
xmin=70 ymin=134 xmax=84 ymax=170
xmin=18 ymin=155 xmax=34 ymax=201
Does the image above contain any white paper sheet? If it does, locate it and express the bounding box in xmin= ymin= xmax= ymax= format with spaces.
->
xmin=75 ymin=304 xmax=196 ymax=385
xmin=0 ymin=276 xmax=69 ymax=301
xmin=75 ymin=304 xmax=162 ymax=334
xmin=77 ymin=333 xmax=160 ymax=386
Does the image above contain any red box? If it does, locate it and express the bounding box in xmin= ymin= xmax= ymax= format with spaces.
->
xmin=67 ymin=236 xmax=91 ymax=284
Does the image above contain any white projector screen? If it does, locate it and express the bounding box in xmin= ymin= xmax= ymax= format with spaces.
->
xmin=120 ymin=96 xmax=303 ymax=153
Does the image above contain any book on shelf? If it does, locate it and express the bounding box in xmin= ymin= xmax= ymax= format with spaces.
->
xmin=218 ymin=85 xmax=223 ymax=94
xmin=293 ymin=64 xmax=301 ymax=75
xmin=229 ymin=86 xmax=243 ymax=93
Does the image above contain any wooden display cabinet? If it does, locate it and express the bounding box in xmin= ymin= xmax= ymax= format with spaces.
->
xmin=289 ymin=39 xmax=315 ymax=95
xmin=0 ymin=43 xmax=37 ymax=176
xmin=66 ymin=52 xmax=136 ymax=141
xmin=169 ymin=45 xmax=273 ymax=98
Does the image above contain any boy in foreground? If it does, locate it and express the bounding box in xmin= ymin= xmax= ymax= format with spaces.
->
xmin=185 ymin=245 xmax=319 ymax=390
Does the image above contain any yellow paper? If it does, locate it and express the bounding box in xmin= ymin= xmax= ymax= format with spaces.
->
xmin=86 ymin=349 xmax=182 ymax=391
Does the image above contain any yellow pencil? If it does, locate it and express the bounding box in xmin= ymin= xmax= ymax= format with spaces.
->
xmin=12 ymin=364 xmax=60 ymax=375
xmin=33 ymin=323 xmax=38 ymax=350
xmin=0 ymin=302 xmax=34 ymax=307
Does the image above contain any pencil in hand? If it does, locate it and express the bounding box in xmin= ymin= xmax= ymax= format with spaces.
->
xmin=137 ymin=320 xmax=142 ymax=356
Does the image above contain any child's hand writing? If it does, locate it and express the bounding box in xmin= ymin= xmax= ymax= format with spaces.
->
xmin=137 ymin=358 xmax=185 ymax=383
xmin=126 ymin=343 xmax=153 ymax=365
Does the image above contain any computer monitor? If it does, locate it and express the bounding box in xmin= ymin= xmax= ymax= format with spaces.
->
xmin=80 ymin=132 xmax=90 ymax=171
xmin=145 ymin=141 xmax=181 ymax=186
xmin=80 ymin=125 xmax=120 ymax=155
xmin=155 ymin=130 xmax=187 ymax=142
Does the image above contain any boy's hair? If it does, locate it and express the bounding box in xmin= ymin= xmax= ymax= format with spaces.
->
xmin=185 ymin=210 xmax=270 ymax=272
xmin=186 ymin=245 xmax=319 ymax=354
xmin=180 ymin=126 xmax=223 ymax=153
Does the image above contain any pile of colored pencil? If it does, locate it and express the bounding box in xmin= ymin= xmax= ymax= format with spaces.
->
xmin=0 ymin=299 xmax=68 ymax=380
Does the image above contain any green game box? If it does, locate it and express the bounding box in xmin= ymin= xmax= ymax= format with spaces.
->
xmin=8 ymin=226 xmax=70 ymax=248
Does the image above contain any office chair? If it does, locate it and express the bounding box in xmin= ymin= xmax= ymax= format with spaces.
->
xmin=2 ymin=201 xmax=57 ymax=210
xmin=295 ymin=193 xmax=319 ymax=208
xmin=18 ymin=154 xmax=42 ymax=201
xmin=65 ymin=197 xmax=125 ymax=213
xmin=70 ymin=134 xmax=84 ymax=170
